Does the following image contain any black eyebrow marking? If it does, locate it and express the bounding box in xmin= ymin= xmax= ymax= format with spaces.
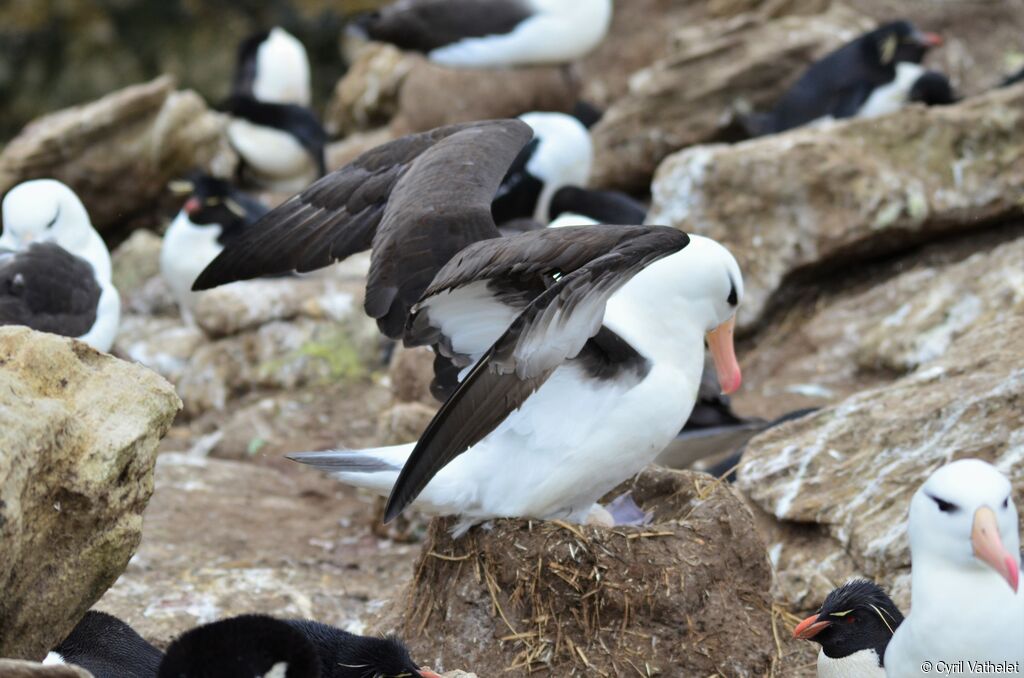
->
xmin=45 ymin=205 xmax=60 ymax=229
xmin=926 ymin=493 xmax=959 ymax=513
xmin=727 ymin=277 xmax=738 ymax=306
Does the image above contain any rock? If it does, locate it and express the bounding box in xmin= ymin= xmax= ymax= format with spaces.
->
xmin=590 ymin=6 xmax=872 ymax=192
xmin=114 ymin=316 xmax=207 ymax=384
xmin=376 ymin=402 xmax=436 ymax=447
xmin=649 ymin=84 xmax=1024 ymax=330
xmin=0 ymin=327 xmax=181 ymax=658
xmin=391 ymin=59 xmax=579 ymax=135
xmin=733 ymin=229 xmax=1024 ymax=419
xmin=0 ymin=660 xmax=93 ymax=677
xmin=387 ymin=346 xmax=437 ymax=405
xmin=439 ymin=673 xmax=478 ymax=678
xmin=111 ymin=230 xmax=165 ymax=302
xmin=738 ymin=315 xmax=1024 ymax=611
xmin=0 ymin=76 xmax=236 ymax=236
xmin=95 ymin=453 xmax=419 ymax=647
xmin=377 ymin=468 xmax=773 ymax=676
xmin=325 ymin=43 xmax=412 ymax=137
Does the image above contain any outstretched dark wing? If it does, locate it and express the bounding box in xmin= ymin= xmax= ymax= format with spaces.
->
xmin=384 ymin=225 xmax=689 ymax=520
xmin=356 ymin=0 xmax=534 ymax=53
xmin=195 ymin=119 xmax=534 ymax=337
xmin=0 ymin=243 xmax=102 ymax=338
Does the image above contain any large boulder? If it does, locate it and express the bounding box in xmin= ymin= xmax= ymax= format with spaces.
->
xmin=0 ymin=328 xmax=181 ymax=658
xmin=650 ymin=84 xmax=1024 ymax=330
xmin=738 ymin=315 xmax=1024 ymax=610
xmin=590 ymin=6 xmax=872 ymax=192
xmin=377 ymin=468 xmax=773 ymax=676
xmin=0 ymin=76 xmax=235 ymax=236
xmin=0 ymin=661 xmax=92 ymax=677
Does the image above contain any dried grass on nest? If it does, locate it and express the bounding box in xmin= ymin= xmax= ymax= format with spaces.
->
xmin=398 ymin=472 xmax=775 ymax=676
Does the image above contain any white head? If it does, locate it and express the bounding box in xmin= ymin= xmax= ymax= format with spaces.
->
xmin=610 ymin=233 xmax=743 ymax=393
xmin=518 ymin=112 xmax=593 ymax=222
xmin=909 ymin=459 xmax=1020 ymax=593
xmin=2 ymin=179 xmax=92 ymax=249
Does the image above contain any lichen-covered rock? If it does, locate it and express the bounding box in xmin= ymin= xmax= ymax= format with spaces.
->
xmin=650 ymin=84 xmax=1024 ymax=330
xmin=738 ymin=316 xmax=1024 ymax=610
xmin=0 ymin=76 xmax=235 ymax=235
xmin=391 ymin=58 xmax=579 ymax=135
xmin=0 ymin=327 xmax=181 ymax=658
xmin=376 ymin=402 xmax=436 ymax=447
xmin=377 ymin=468 xmax=773 ymax=676
xmin=590 ymin=6 xmax=871 ymax=192
xmin=324 ymin=43 xmax=412 ymax=137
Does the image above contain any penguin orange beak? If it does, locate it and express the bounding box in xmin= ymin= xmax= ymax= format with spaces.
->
xmin=920 ymin=32 xmax=943 ymax=47
xmin=793 ymin=614 xmax=830 ymax=640
xmin=418 ymin=670 xmax=443 ymax=678
xmin=707 ymin=317 xmax=741 ymax=395
xmin=971 ymin=506 xmax=1020 ymax=592
xmin=184 ymin=197 xmax=201 ymax=215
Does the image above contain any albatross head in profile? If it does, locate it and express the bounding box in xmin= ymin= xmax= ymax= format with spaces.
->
xmin=0 ymin=178 xmax=111 ymax=281
xmin=608 ymin=233 xmax=744 ymax=395
xmin=885 ymin=458 xmax=1023 ymax=674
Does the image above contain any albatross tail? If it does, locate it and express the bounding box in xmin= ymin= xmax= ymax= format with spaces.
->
xmin=287 ymin=443 xmax=414 ymax=495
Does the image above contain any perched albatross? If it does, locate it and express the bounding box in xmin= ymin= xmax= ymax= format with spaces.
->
xmin=351 ymin=0 xmax=613 ymax=68
xmin=884 ymin=459 xmax=1023 ymax=676
xmin=0 ymin=179 xmax=119 ymax=352
xmin=194 ymin=119 xmax=744 ymax=534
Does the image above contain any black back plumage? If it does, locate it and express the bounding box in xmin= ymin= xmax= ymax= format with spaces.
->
xmin=0 ymin=242 xmax=101 ymax=338
xmin=748 ymin=21 xmax=938 ymax=136
xmin=811 ymin=579 xmax=904 ymax=664
xmin=285 ymin=620 xmax=425 ymax=678
xmin=1003 ymin=66 xmax=1024 ymax=87
xmin=158 ymin=615 xmax=320 ymax=678
xmin=909 ymin=71 xmax=957 ymax=106
xmin=223 ymin=95 xmax=328 ymax=177
xmin=354 ymin=0 xmax=533 ymax=53
xmin=490 ymin=136 xmax=542 ymax=225
xmin=548 ymin=186 xmax=648 ymax=224
xmin=51 ymin=611 xmax=163 ymax=678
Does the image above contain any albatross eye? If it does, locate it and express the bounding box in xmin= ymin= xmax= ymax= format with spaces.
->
xmin=929 ymin=495 xmax=958 ymax=513
xmin=727 ymin=282 xmax=738 ymax=306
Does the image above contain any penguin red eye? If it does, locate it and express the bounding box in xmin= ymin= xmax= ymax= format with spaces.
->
xmin=846 ymin=615 xmax=856 ymax=624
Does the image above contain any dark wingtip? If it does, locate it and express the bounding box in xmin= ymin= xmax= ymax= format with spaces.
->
xmin=382 ymin=492 xmax=406 ymax=524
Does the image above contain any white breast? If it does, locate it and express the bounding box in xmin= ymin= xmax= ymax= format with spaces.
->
xmin=428 ymin=0 xmax=612 ymax=68
xmin=817 ymin=648 xmax=885 ymax=678
xmin=160 ymin=211 xmax=226 ymax=323
xmin=857 ymin=62 xmax=926 ymax=119
xmin=227 ymin=119 xmax=318 ymax=192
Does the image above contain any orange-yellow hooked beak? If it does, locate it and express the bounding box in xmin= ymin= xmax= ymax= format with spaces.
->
xmin=418 ymin=669 xmax=443 ymax=678
xmin=707 ymin=316 xmax=741 ymax=395
xmin=971 ymin=506 xmax=1020 ymax=593
xmin=793 ymin=614 xmax=830 ymax=640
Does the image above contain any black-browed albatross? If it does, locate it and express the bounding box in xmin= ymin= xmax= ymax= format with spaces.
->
xmin=0 ymin=179 xmax=120 ymax=352
xmin=195 ymin=119 xmax=744 ymax=534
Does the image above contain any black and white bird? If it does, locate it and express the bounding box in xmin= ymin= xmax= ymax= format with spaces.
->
xmin=491 ymin=111 xmax=593 ymax=226
xmin=161 ymin=174 xmax=269 ymax=323
xmin=0 ymin=179 xmax=119 ymax=351
xmin=351 ymin=0 xmax=613 ymax=68
xmin=43 ymin=611 xmax=163 ymax=678
xmin=856 ymin=64 xmax=956 ymax=118
xmin=232 ymin=27 xmax=312 ymax=107
xmin=224 ymin=94 xmax=328 ymax=193
xmin=745 ymin=21 xmax=944 ymax=136
xmin=884 ymin=459 xmax=1024 ymax=676
xmin=286 ymin=619 xmax=441 ymax=678
xmin=792 ymin=579 xmax=903 ymax=678
xmin=194 ymin=119 xmax=744 ymax=536
xmin=545 ymin=185 xmax=647 ymax=228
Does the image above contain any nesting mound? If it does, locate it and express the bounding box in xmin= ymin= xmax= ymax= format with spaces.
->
xmin=383 ymin=468 xmax=773 ymax=676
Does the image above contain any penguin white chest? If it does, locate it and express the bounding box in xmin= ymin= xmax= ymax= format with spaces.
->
xmin=817 ymin=648 xmax=885 ymax=678
xmin=227 ymin=119 xmax=316 ymax=185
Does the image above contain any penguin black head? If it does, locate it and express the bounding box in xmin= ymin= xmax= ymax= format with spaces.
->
xmin=793 ymin=579 xmax=904 ymax=666
xmin=285 ymin=620 xmax=441 ymax=678
xmin=158 ymin=614 xmax=321 ymax=678
xmin=909 ymin=71 xmax=958 ymax=106
xmin=867 ymin=21 xmax=943 ymax=68
xmin=168 ymin=173 xmax=266 ymax=230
